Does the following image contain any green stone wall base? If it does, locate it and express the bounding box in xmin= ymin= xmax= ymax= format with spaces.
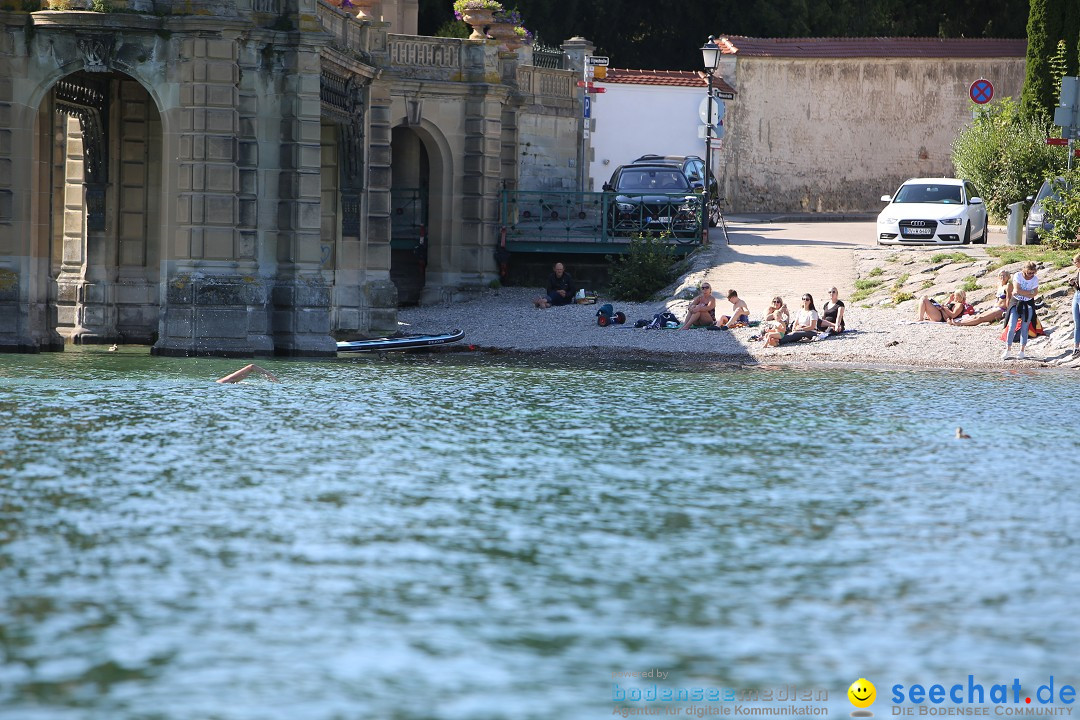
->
xmin=0 ymin=334 xmax=64 ymax=353
xmin=0 ymin=298 xmax=64 ymax=353
xmin=150 ymin=340 xmax=273 ymax=359
xmin=151 ymin=274 xmax=275 ymax=358
xmin=271 ymin=276 xmax=338 ymax=357
xmin=71 ymin=331 xmax=122 ymax=345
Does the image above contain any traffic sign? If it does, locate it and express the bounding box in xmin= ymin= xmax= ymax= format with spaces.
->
xmin=586 ymin=55 xmax=609 ymax=66
xmin=715 ymin=90 xmax=735 ymax=101
xmin=585 ymin=87 xmax=605 ymax=94
xmin=698 ymin=96 xmax=717 ymax=125
xmin=1055 ymin=76 xmax=1079 ymax=131
xmin=1047 ymin=138 xmax=1069 ymax=146
xmin=583 ymin=96 xmax=591 ymax=118
xmin=969 ymin=78 xmax=994 ymax=105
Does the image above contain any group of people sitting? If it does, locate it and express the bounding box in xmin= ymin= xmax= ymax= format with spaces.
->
xmin=915 ymin=269 xmax=1015 ymax=327
xmin=914 ymin=260 xmax=1073 ymax=362
xmin=678 ymin=284 xmax=847 ymax=346
xmin=755 ymin=289 xmax=846 ymax=347
xmin=678 ymin=284 xmax=749 ymax=330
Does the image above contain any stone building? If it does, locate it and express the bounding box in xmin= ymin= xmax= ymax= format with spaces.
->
xmin=712 ymin=36 xmax=1027 ymax=213
xmin=0 ymin=0 xmax=581 ymax=355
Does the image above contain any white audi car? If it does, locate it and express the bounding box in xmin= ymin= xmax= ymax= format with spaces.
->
xmin=877 ymin=178 xmax=988 ymax=245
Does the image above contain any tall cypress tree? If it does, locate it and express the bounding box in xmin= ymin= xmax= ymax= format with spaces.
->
xmin=1023 ymin=0 xmax=1067 ymax=118
xmin=1065 ymin=0 xmax=1080 ymax=77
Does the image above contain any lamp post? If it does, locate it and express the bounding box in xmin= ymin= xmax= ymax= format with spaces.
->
xmin=701 ymin=36 xmax=721 ymax=244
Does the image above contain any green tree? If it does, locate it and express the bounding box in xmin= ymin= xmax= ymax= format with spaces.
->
xmin=1065 ymin=0 xmax=1080 ymax=77
xmin=951 ymin=97 xmax=1067 ymax=222
xmin=1022 ymin=0 xmax=1067 ymax=118
xmin=1039 ymin=170 xmax=1080 ymax=249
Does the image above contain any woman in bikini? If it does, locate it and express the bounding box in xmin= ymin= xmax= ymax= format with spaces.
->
xmin=950 ymin=270 xmax=1011 ymax=326
xmin=679 ymin=282 xmax=717 ymax=329
xmin=916 ymin=288 xmax=968 ymax=322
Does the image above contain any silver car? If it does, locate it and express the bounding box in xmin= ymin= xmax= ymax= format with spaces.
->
xmin=1025 ymin=178 xmax=1063 ymax=244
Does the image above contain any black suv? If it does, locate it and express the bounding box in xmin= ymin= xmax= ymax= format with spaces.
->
xmin=630 ymin=154 xmax=721 ymax=227
xmin=602 ymin=163 xmax=702 ymax=240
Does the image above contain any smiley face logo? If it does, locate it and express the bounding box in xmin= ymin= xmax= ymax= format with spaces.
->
xmin=848 ymin=678 xmax=876 ymax=708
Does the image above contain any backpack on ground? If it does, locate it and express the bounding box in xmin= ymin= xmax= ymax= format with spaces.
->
xmin=646 ymin=311 xmax=680 ymax=329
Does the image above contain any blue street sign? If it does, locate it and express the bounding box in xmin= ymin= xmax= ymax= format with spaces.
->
xmin=584 ymin=96 xmax=591 ymax=118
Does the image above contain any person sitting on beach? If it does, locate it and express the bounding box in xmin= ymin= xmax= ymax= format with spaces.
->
xmin=818 ymin=287 xmax=846 ymax=333
xmin=916 ymin=288 xmax=969 ymax=323
xmin=534 ymin=262 xmax=575 ymax=308
xmin=778 ymin=293 xmax=820 ymax=344
xmin=950 ymin=271 xmax=1011 ymax=327
xmin=716 ymin=289 xmax=750 ymax=328
xmin=761 ymin=318 xmax=788 ymax=347
xmin=679 ymin=282 xmax=717 ymax=329
xmin=763 ymin=296 xmax=789 ymax=324
xmin=760 ymin=298 xmax=790 ymax=347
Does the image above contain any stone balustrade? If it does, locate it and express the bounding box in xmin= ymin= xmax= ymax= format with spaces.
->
xmin=387 ymin=34 xmax=463 ymax=71
xmin=517 ymin=65 xmax=577 ymax=99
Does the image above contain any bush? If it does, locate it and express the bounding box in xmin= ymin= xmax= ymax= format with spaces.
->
xmin=606 ymin=235 xmax=679 ymax=301
xmin=1039 ymin=168 xmax=1080 ymax=250
xmin=951 ymin=97 xmax=1067 ymax=222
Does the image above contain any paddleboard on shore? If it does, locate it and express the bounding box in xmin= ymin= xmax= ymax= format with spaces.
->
xmin=336 ymin=329 xmax=465 ymax=353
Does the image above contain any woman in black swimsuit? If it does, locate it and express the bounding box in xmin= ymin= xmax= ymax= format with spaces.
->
xmin=818 ymin=287 xmax=846 ymax=333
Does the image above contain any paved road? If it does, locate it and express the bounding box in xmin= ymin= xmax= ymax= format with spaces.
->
xmin=691 ymin=218 xmax=1008 ymax=318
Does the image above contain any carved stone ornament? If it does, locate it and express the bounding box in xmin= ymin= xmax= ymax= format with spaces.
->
xmin=340 ymin=75 xmax=366 ymax=191
xmin=77 ymin=35 xmax=116 ymax=73
xmin=54 ymin=76 xmax=110 ymax=187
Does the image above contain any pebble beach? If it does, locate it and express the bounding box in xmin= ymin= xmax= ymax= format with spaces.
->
xmin=397 ymin=242 xmax=1080 ymax=372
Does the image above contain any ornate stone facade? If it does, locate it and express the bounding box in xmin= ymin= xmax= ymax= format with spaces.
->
xmin=0 ymin=0 xmax=581 ymax=356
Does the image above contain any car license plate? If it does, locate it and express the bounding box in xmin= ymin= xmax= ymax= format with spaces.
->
xmin=904 ymin=227 xmax=933 ymax=235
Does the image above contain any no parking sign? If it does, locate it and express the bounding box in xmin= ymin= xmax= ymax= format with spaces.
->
xmin=969 ymin=78 xmax=994 ymax=104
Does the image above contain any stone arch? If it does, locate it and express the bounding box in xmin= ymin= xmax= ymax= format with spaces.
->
xmin=29 ymin=66 xmax=168 ymax=345
xmin=389 ymin=116 xmax=454 ymax=305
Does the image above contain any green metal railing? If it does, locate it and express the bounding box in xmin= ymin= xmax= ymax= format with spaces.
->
xmin=500 ymin=189 xmax=705 ymax=253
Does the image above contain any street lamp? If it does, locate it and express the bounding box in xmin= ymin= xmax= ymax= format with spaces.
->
xmin=700 ymin=35 xmax=721 ymax=243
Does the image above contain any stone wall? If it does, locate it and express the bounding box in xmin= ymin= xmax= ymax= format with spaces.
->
xmin=718 ymin=56 xmax=1026 ymax=213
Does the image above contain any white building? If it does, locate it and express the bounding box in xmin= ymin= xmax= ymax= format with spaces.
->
xmin=589 ymin=69 xmax=737 ymax=191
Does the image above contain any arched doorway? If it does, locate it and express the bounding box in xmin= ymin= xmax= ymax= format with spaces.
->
xmin=36 ymin=71 xmax=163 ymax=345
xmin=389 ymin=125 xmax=431 ymax=306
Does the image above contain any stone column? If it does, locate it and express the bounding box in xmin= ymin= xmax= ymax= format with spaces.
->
xmin=154 ymin=35 xmax=274 ymax=357
xmin=362 ymin=79 xmax=398 ymax=330
xmin=0 ymin=23 xmax=33 ymax=352
xmin=436 ymin=41 xmax=505 ymax=302
xmin=271 ymin=43 xmax=336 ymax=356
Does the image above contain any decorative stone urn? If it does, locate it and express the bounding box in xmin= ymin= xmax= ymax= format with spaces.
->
xmin=460 ymin=7 xmax=495 ymax=40
xmin=331 ymin=0 xmax=376 ymax=19
xmin=486 ymin=20 xmax=521 ymax=49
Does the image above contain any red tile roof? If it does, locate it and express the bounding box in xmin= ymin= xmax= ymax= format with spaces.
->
xmin=600 ymin=68 xmax=736 ymax=94
xmin=713 ymin=35 xmax=1027 ymax=59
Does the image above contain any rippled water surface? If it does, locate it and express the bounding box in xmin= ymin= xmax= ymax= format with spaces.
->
xmin=2 ymin=349 xmax=1079 ymax=719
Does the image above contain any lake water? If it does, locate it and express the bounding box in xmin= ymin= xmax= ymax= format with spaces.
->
xmin=2 ymin=349 xmax=1079 ymax=720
